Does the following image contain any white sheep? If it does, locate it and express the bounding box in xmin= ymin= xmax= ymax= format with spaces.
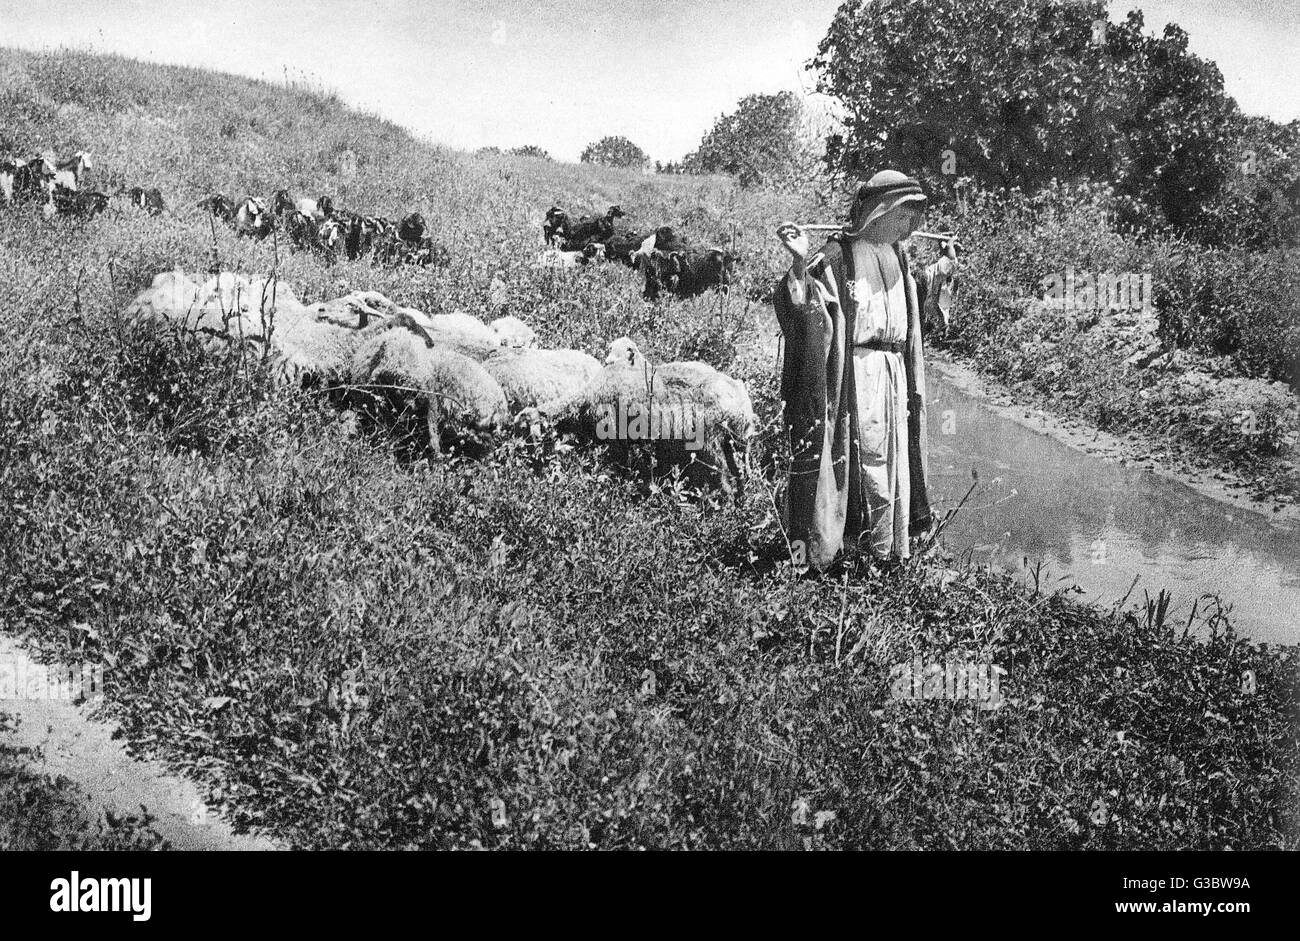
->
xmin=349 ymin=317 xmax=509 ymax=455
xmin=490 ymin=315 xmax=538 ymax=349
xmin=482 ymin=347 xmax=601 ymax=412
xmin=519 ymin=336 xmax=756 ymax=494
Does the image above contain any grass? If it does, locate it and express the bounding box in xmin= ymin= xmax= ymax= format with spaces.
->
xmin=0 ymin=47 xmax=1296 ymax=849
xmin=0 ymin=717 xmax=168 ymax=850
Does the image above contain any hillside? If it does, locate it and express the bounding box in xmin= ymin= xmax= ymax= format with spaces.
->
xmin=0 ymin=49 xmax=1296 ymax=850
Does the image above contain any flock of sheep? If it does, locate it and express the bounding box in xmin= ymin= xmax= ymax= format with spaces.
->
xmin=124 ymin=270 xmax=757 ymax=493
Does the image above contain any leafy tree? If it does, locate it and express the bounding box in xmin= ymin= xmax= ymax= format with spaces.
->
xmin=580 ymin=136 xmax=649 ymax=170
xmin=508 ymin=144 xmax=551 ymax=160
xmin=814 ymin=0 xmax=1245 ymax=237
xmin=683 ymin=91 xmax=819 ymax=189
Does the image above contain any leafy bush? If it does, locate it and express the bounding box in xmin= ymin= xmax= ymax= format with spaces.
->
xmin=580 ymin=136 xmax=650 ymax=170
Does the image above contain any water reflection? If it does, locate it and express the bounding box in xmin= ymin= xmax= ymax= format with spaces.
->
xmin=928 ymin=376 xmax=1300 ymax=646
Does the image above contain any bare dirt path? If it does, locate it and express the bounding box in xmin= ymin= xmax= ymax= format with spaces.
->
xmin=0 ymin=633 xmax=279 ymax=851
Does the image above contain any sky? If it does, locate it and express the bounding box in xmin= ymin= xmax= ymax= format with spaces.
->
xmin=0 ymin=0 xmax=1295 ymax=163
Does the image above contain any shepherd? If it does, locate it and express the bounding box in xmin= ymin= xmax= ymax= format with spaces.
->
xmin=774 ymin=169 xmax=958 ymax=571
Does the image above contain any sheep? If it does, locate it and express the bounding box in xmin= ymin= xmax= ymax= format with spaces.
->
xmin=349 ymin=317 xmax=509 ymax=456
xmin=482 ymin=347 xmax=601 ymax=412
xmin=489 ymin=315 xmax=537 ymax=349
xmin=518 ymin=336 xmax=756 ymax=495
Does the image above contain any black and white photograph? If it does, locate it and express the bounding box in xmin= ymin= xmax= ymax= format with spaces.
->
xmin=0 ymin=0 xmax=1295 ymax=922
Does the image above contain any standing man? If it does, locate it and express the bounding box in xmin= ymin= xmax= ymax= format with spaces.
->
xmin=774 ymin=169 xmax=955 ymax=571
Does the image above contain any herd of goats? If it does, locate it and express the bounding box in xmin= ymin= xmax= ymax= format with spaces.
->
xmin=2 ymin=149 xmax=740 ymax=301
xmin=4 ymin=148 xmax=757 ymax=491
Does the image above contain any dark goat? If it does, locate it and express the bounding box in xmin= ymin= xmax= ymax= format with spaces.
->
xmin=604 ymin=229 xmax=645 ymax=267
xmin=642 ymin=247 xmax=736 ymax=301
xmin=127 ymin=186 xmax=165 ymax=216
xmin=197 ymin=194 xmax=236 ymax=222
xmin=559 ymin=204 xmax=625 ymax=251
xmin=52 ymin=184 xmax=108 ymax=218
xmin=542 ymin=205 xmax=567 ymax=245
xmin=13 ymin=157 xmax=55 ymax=205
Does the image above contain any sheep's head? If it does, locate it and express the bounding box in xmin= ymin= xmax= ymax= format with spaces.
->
xmin=608 ymin=204 xmax=625 ymax=220
xmin=605 ymin=337 xmax=645 ymax=369
xmin=317 ymin=194 xmax=335 ymax=218
xmin=512 ymin=406 xmax=552 ymax=440
xmin=271 ymin=189 xmax=294 ymax=215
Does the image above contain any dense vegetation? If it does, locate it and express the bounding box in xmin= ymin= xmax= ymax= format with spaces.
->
xmin=816 ymin=0 xmax=1300 ymax=249
xmin=0 ymin=48 xmax=1296 ymax=849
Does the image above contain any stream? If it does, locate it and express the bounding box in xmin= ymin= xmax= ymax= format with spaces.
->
xmin=927 ymin=372 xmax=1300 ymax=647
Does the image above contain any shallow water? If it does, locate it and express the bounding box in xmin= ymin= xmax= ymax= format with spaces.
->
xmin=927 ymin=374 xmax=1300 ymax=647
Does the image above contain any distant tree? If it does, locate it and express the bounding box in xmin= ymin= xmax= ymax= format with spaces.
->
xmin=580 ymin=136 xmax=650 ymax=170
xmin=508 ymin=144 xmax=551 ymax=160
xmin=814 ymin=0 xmax=1242 ymax=236
xmin=476 ymin=146 xmax=503 ymax=156
xmin=683 ymin=91 xmax=818 ymax=189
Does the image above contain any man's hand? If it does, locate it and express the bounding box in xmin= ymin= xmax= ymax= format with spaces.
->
xmin=776 ymin=222 xmax=809 ymax=279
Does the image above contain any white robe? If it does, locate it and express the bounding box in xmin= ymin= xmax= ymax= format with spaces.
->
xmin=848 ymin=240 xmax=910 ymax=559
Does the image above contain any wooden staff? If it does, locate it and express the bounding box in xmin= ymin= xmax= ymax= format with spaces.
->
xmin=788 ymin=223 xmax=965 ymax=253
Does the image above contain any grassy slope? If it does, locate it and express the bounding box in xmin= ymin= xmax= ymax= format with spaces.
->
xmin=0 ymin=48 xmax=1296 ymax=849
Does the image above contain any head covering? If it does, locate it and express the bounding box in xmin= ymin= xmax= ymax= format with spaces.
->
xmin=843 ymin=170 xmax=926 ymax=238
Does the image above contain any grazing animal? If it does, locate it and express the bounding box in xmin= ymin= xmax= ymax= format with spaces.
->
xmin=126 ymin=186 xmax=165 ymax=216
xmin=542 ymin=205 xmax=568 ymax=245
xmin=397 ymin=212 xmax=426 ymax=243
xmin=272 ymin=189 xmax=334 ymax=224
xmin=483 ymin=347 xmax=601 ymax=412
xmin=52 ymin=151 xmax=93 ymax=191
xmin=489 ymin=315 xmax=537 ymax=349
xmin=233 ymin=197 xmax=271 ymax=239
xmin=559 ymin=205 xmax=625 ymax=251
xmin=518 ymin=336 xmax=756 ymax=495
xmin=13 ymin=157 xmax=55 ymax=206
xmin=642 ymin=247 xmax=736 ymax=301
xmin=604 ymin=230 xmax=645 ymax=267
xmin=0 ymin=160 xmax=16 ymax=205
xmin=349 ymin=319 xmax=510 ymax=456
xmin=197 ymin=194 xmax=236 ymax=222
xmin=52 ymin=184 xmax=108 ymax=218
xmin=532 ymin=246 xmax=601 ymax=269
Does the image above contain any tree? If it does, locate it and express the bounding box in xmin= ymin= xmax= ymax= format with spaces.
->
xmin=508 ymin=145 xmax=551 ymax=160
xmin=814 ymin=0 xmax=1242 ymax=236
xmin=580 ymin=136 xmax=650 ymax=170
xmin=682 ymin=91 xmax=820 ymax=189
